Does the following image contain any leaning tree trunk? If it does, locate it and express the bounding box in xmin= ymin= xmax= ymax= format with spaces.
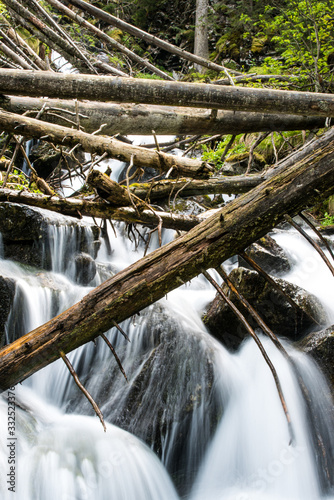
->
xmin=1 ymin=95 xmax=329 ymax=136
xmin=1 ymin=69 xmax=334 ymax=116
xmin=1 ymin=126 xmax=334 ymax=390
xmin=0 ymin=109 xmax=212 ymax=178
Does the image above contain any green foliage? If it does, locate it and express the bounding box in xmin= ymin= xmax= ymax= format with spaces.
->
xmin=321 ymin=212 xmax=334 ymax=228
xmin=264 ymin=0 xmax=334 ymax=91
xmin=201 ymin=135 xmax=247 ymax=170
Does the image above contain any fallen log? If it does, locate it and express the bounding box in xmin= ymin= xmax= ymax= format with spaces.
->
xmin=0 ymin=69 xmax=334 ymax=116
xmin=0 ymin=188 xmax=202 ymax=230
xmin=89 ymin=171 xmax=263 ymax=203
xmin=1 ymin=126 xmax=334 ymax=390
xmin=0 ymin=109 xmax=212 ymax=178
xmin=0 ymin=95 xmax=330 ymax=136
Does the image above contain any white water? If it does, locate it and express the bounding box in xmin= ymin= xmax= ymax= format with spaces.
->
xmin=0 ymin=203 xmax=333 ymax=499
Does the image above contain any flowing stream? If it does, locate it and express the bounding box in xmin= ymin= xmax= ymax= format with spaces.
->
xmin=0 ymin=156 xmax=334 ymax=499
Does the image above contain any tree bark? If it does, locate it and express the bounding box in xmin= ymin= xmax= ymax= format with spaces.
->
xmin=103 ymin=174 xmax=263 ymax=202
xmin=1 ymin=69 xmax=334 ymax=116
xmin=194 ymin=0 xmax=209 ymax=73
xmin=1 ymin=126 xmax=334 ymax=390
xmin=87 ymin=170 xmax=146 ymax=207
xmin=1 ymin=95 xmax=329 ymax=136
xmin=0 ymin=109 xmax=212 ymax=178
xmin=0 ymin=188 xmax=201 ymax=230
xmin=67 ymin=0 xmax=241 ymax=75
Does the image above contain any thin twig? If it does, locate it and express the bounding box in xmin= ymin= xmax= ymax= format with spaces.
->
xmin=284 ymin=214 xmax=334 ymax=277
xmin=299 ymin=212 xmax=334 ymax=262
xmin=246 ymin=132 xmax=270 ymax=175
xmin=100 ymin=333 xmax=128 ymax=381
xmin=217 ymin=266 xmax=290 ymax=359
xmin=239 ymin=250 xmax=320 ymax=325
xmin=202 ymin=270 xmax=294 ymax=444
xmin=112 ymin=319 xmax=130 ymax=342
xmin=60 ymin=351 xmax=106 ymax=432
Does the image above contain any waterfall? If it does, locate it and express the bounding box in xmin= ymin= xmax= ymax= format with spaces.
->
xmin=0 ymin=190 xmax=334 ymax=498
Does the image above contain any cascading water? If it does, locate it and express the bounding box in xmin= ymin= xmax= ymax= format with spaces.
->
xmin=0 ymin=157 xmax=333 ymax=499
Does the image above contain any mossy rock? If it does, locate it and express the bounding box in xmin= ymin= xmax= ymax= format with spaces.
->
xmin=204 ymin=267 xmax=327 ymax=350
xmin=251 ymin=36 xmax=267 ymax=54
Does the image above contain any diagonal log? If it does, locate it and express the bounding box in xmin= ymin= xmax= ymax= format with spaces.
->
xmin=0 ymin=69 xmax=334 ymax=116
xmin=1 ymin=127 xmax=334 ymax=390
xmin=0 ymin=109 xmax=212 ymax=178
xmin=67 ymin=0 xmax=241 ymax=76
xmin=1 ymin=95 xmax=329 ymax=136
xmin=44 ymin=0 xmax=174 ymax=81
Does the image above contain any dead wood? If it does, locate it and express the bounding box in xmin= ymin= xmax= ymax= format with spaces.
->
xmin=0 ymin=109 xmax=212 ymax=178
xmin=1 ymin=69 xmax=334 ymax=116
xmin=0 ymin=188 xmax=202 ymax=231
xmin=67 ymin=0 xmax=241 ymax=76
xmin=1 ymin=126 xmax=334 ymax=390
xmin=1 ymin=95 xmax=329 ymax=136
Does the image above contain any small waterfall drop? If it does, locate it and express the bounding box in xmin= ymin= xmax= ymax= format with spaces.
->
xmin=0 ymin=173 xmax=333 ymax=499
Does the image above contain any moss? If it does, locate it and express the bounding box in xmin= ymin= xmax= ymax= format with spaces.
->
xmin=251 ymin=36 xmax=267 ymax=54
xmin=106 ymin=28 xmax=123 ymax=42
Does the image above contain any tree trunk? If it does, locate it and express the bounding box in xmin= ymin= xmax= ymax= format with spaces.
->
xmin=0 ymin=109 xmax=212 ymax=178
xmin=1 ymin=126 xmax=334 ymax=390
xmin=112 ymin=174 xmax=263 ymax=201
xmin=1 ymin=95 xmax=329 ymax=136
xmin=194 ymin=0 xmax=209 ymax=73
xmin=67 ymin=0 xmax=241 ymax=75
xmin=0 ymin=188 xmax=201 ymax=230
xmin=1 ymin=69 xmax=334 ymax=116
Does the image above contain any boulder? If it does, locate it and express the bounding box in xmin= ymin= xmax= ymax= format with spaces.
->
xmin=74 ymin=252 xmax=97 ymax=285
xmin=204 ymin=267 xmax=327 ymax=350
xmin=298 ymin=325 xmax=334 ymax=395
xmin=0 ymin=276 xmax=16 ymax=346
xmin=0 ymin=202 xmax=100 ymax=269
xmin=239 ymin=234 xmax=291 ymax=275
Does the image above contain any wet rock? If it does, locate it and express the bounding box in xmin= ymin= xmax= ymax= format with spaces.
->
xmin=29 ymin=142 xmax=85 ymax=179
xmin=0 ymin=276 xmax=15 ymax=346
xmin=74 ymin=252 xmax=97 ymax=285
xmin=298 ymin=325 xmax=334 ymax=395
xmin=239 ymin=234 xmax=291 ymax=275
xmin=0 ymin=202 xmax=100 ymax=269
xmin=204 ymin=267 xmax=327 ymax=350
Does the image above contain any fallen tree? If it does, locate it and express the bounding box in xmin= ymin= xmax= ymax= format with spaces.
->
xmin=0 ymin=109 xmax=212 ymax=178
xmin=1 ymin=69 xmax=334 ymax=116
xmin=0 ymin=188 xmax=202 ymax=230
xmin=0 ymin=95 xmax=330 ymax=136
xmin=1 ymin=126 xmax=334 ymax=390
xmin=88 ymin=170 xmax=263 ymax=203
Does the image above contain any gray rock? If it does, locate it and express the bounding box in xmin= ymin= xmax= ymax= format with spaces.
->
xmin=298 ymin=325 xmax=334 ymax=396
xmin=0 ymin=202 xmax=100 ymax=269
xmin=204 ymin=267 xmax=327 ymax=350
xmin=0 ymin=276 xmax=16 ymax=346
xmin=239 ymin=234 xmax=291 ymax=275
xmin=74 ymin=252 xmax=97 ymax=285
